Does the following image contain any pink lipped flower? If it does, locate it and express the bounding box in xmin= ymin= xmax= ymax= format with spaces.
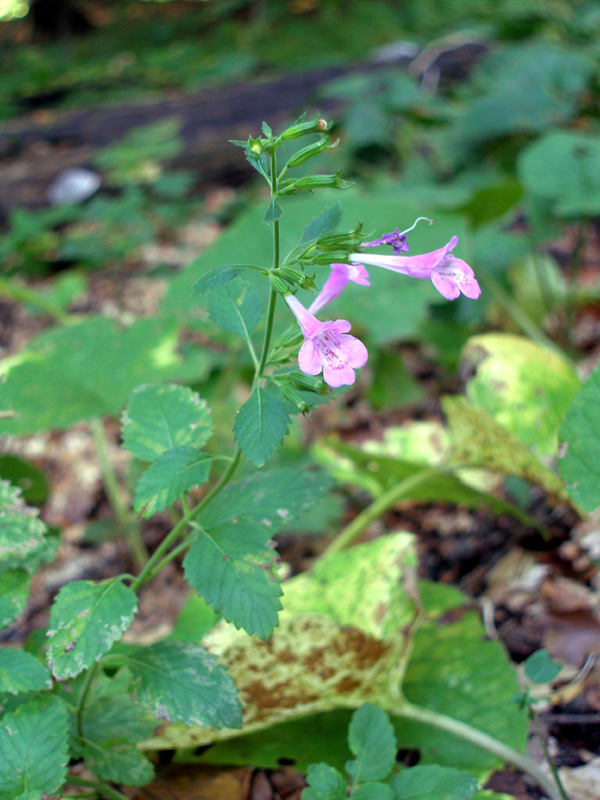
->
xmin=350 ymin=235 xmax=481 ymax=301
xmin=308 ymin=262 xmax=370 ymax=315
xmin=284 ymin=294 xmax=368 ymax=388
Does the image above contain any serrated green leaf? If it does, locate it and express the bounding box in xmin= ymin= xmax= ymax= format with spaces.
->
xmin=0 ymin=480 xmax=48 ymax=571
xmin=127 ymin=640 xmax=242 ymax=728
xmin=303 ymin=763 xmax=347 ymax=800
xmin=134 ymin=446 xmax=211 ymax=518
xmin=0 ymin=569 xmax=30 ymax=628
xmin=299 ymin=202 xmax=343 ymax=245
xmin=0 ymin=648 xmax=52 ymax=695
xmin=208 ymin=281 xmax=264 ymax=336
xmin=0 ymin=694 xmax=69 ymax=800
xmin=0 ymin=316 xmax=210 ymax=436
xmin=559 ymin=362 xmax=600 ymax=513
xmin=191 ymin=264 xmax=251 ymax=296
xmin=233 ymin=386 xmax=290 ymax=467
xmin=352 ymin=783 xmax=394 ymax=800
xmin=390 ymin=765 xmax=478 ymax=800
xmin=84 ymin=737 xmax=155 ymax=786
xmin=262 ymin=121 xmax=272 ymax=138
xmin=523 ymin=649 xmax=562 ymax=685
xmin=346 ymin=703 xmax=397 ymax=782
xmin=461 ymin=334 xmax=580 ymax=458
xmin=122 ymin=383 xmax=212 ymax=462
xmin=183 ymin=518 xmax=282 ymax=640
xmin=200 ymin=467 xmax=333 ymax=532
xmin=263 ymin=197 xmax=283 ymax=224
xmin=47 ymin=578 xmax=137 ymax=679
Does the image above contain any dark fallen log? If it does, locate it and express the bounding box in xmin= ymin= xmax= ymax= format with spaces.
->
xmin=0 ymin=41 xmax=487 ymax=217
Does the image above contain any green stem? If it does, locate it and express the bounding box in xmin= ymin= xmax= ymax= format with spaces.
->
xmin=566 ymin=220 xmax=587 ymax=348
xmin=65 ymin=775 xmax=132 ymax=800
xmin=256 ymin=149 xmax=281 ymax=382
xmin=143 ymin=536 xmax=195 ymax=583
xmin=75 ymin=661 xmax=99 ymax=741
xmin=0 ymin=276 xmax=72 ymax=324
xmin=324 ymin=468 xmax=440 ymax=557
xmin=532 ymin=710 xmax=570 ymax=800
xmin=131 ymin=449 xmax=242 ymax=592
xmin=90 ymin=417 xmax=148 ymax=570
xmin=389 ymin=701 xmax=564 ymax=800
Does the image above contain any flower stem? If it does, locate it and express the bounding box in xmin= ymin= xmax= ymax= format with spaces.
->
xmin=324 ymin=468 xmax=441 ymax=557
xmin=0 ymin=276 xmax=72 ymax=324
xmin=388 ymin=701 xmax=564 ymax=800
xmin=75 ymin=661 xmax=99 ymax=741
xmin=90 ymin=417 xmax=148 ymax=570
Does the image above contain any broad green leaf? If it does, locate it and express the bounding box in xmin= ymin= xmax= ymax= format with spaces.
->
xmin=127 ymin=640 xmax=242 ymax=729
xmin=0 ymin=648 xmax=52 ymax=694
xmin=346 ymin=703 xmax=397 ymax=782
xmin=523 ymin=649 xmax=562 ymax=685
xmin=303 ymin=763 xmax=347 ymax=800
xmin=122 ymin=383 xmax=212 ymax=462
xmin=207 ymin=281 xmax=264 ymax=336
xmin=144 ymin=534 xmax=417 ymax=752
xmin=84 ymin=738 xmax=154 ymax=786
xmin=0 ymin=569 xmax=30 ymax=628
xmin=183 ymin=518 xmax=282 ymax=639
xmin=282 ymin=533 xmax=416 ymax=640
xmin=314 ymin=432 xmax=541 ymax=532
xmin=443 ymin=396 xmax=568 ymax=501
xmin=0 ymin=695 xmax=69 ymax=800
xmin=133 ymin=446 xmax=211 ymax=518
xmin=233 ymin=386 xmax=290 ymax=467
xmin=461 ymin=333 xmax=580 ymax=457
xmin=47 ymin=578 xmax=137 ymax=679
xmin=0 ymin=316 xmax=210 ymax=436
xmin=518 ymin=130 xmax=600 ymax=217
xmin=81 ymin=684 xmax=157 ymax=787
xmin=191 ymin=264 xmax=251 ymax=296
xmin=0 ymin=480 xmax=48 ymax=572
xmin=0 ymin=455 xmax=49 ymax=505
xmin=398 ymin=582 xmax=528 ymax=777
xmin=171 ymin=588 xmax=221 ymax=642
xmin=559 ymin=362 xmax=600 ymax=513
xmin=264 ymin=197 xmax=283 ymax=224
xmin=299 ymin=202 xmax=342 ymax=245
xmin=352 ymin=783 xmax=394 ymax=800
xmin=200 ymin=467 xmax=334 ymax=531
xmin=390 ymin=765 xmax=478 ymax=800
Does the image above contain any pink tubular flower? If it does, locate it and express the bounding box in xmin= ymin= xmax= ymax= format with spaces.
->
xmin=308 ymin=262 xmax=370 ymax=315
xmin=350 ymin=235 xmax=481 ymax=301
xmin=284 ymin=294 xmax=368 ymax=388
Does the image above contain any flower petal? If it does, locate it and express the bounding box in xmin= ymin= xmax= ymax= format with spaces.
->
xmin=340 ymin=334 xmax=369 ymax=368
xmin=298 ymin=340 xmax=323 ymax=375
xmin=322 ymin=360 xmax=357 ymax=387
xmin=431 ymin=271 xmax=460 ymax=300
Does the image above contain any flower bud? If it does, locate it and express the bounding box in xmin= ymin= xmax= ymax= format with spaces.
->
xmin=250 ymin=142 xmax=263 ymax=156
xmin=281 ymin=117 xmax=330 ymax=141
xmin=277 ymin=382 xmax=310 ymax=413
xmin=270 ymin=275 xmax=289 ymax=294
xmin=278 ymin=172 xmax=353 ymax=195
xmin=312 ymin=250 xmax=351 ymax=265
xmin=286 ymin=136 xmax=338 ymax=169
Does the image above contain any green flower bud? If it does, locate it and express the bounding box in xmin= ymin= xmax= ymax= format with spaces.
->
xmin=286 ymin=136 xmax=338 ymax=169
xmin=281 ymin=117 xmax=330 ymax=141
xmin=270 ymin=275 xmax=289 ymax=294
xmin=277 ymin=382 xmax=310 ymax=414
xmin=279 ymin=172 xmax=353 ymax=195
xmin=312 ymin=250 xmax=351 ymax=265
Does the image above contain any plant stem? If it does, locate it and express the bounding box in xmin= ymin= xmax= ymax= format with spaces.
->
xmin=75 ymin=661 xmax=99 ymax=741
xmin=390 ymin=701 xmax=564 ymax=800
xmin=90 ymin=417 xmax=148 ymax=570
xmin=0 ymin=276 xmax=72 ymax=324
xmin=256 ymin=150 xmax=281 ymax=382
xmin=566 ymin=219 xmax=587 ymax=348
xmin=532 ymin=710 xmax=571 ymax=800
xmin=324 ymin=468 xmax=440 ymax=557
xmin=131 ymin=449 xmax=241 ymax=592
xmin=65 ymin=775 xmax=132 ymax=800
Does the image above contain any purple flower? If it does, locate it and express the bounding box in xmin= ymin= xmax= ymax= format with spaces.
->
xmin=362 ymin=217 xmax=432 ymax=255
xmin=309 ymin=262 xmax=370 ymax=315
xmin=350 ymin=235 xmax=481 ymax=301
xmin=284 ymin=294 xmax=368 ymax=388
